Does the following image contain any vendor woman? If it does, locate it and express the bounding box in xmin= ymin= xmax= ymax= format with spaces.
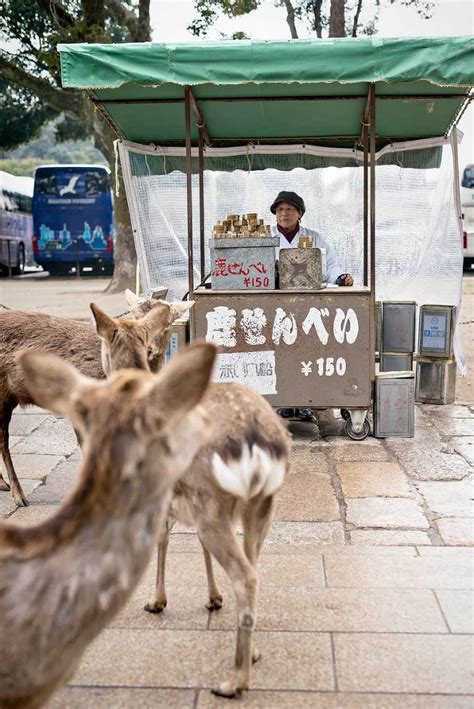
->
xmin=270 ymin=191 xmax=353 ymax=286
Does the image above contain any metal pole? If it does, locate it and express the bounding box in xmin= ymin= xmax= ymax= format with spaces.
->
xmin=363 ymin=123 xmax=368 ymax=287
xmin=184 ymin=86 xmax=194 ymax=295
xmin=198 ymin=128 xmax=206 ymax=282
xmin=369 ymin=83 xmax=376 ymax=297
xmin=369 ymin=83 xmax=376 ymax=384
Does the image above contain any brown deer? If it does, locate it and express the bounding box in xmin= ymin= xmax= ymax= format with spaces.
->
xmin=0 ymin=342 xmax=216 ymax=709
xmin=144 ymin=383 xmax=291 ymax=698
xmin=125 ymin=291 xmax=292 ymax=697
xmin=0 ymin=300 xmax=191 ymax=506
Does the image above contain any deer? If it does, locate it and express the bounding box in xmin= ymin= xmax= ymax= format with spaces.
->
xmin=145 ymin=389 xmax=291 ymax=697
xmin=124 ymin=290 xmax=292 ymax=697
xmin=0 ymin=299 xmax=192 ymax=507
xmin=0 ymin=342 xmax=216 ymax=709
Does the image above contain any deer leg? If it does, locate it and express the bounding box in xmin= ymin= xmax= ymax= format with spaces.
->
xmin=242 ymin=494 xmax=275 ymax=666
xmin=144 ymin=516 xmax=175 ymax=613
xmin=199 ymin=539 xmax=223 ymax=611
xmin=0 ymin=397 xmax=28 ymax=506
xmin=196 ymin=520 xmax=258 ymax=698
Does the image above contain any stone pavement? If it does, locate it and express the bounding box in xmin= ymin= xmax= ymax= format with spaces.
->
xmin=1 ymin=402 xmax=473 ymax=708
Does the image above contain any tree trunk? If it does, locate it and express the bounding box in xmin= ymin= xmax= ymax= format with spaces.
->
xmin=311 ymin=0 xmax=323 ymax=38
xmin=283 ymin=0 xmax=299 ymax=38
xmin=352 ymin=0 xmax=363 ymax=36
xmin=329 ymin=0 xmax=346 ymax=37
xmin=80 ymin=98 xmax=137 ymax=293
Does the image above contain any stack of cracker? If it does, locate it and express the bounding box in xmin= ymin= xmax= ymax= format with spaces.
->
xmin=212 ymin=213 xmax=272 ymax=239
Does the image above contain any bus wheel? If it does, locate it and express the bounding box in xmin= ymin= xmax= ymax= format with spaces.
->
xmin=47 ymin=264 xmax=69 ymax=277
xmin=13 ymin=244 xmax=25 ymax=276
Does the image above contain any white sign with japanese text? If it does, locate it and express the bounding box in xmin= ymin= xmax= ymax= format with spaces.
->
xmin=213 ymin=350 xmax=277 ymax=395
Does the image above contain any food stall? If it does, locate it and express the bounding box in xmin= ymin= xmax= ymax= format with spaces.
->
xmin=58 ymin=37 xmax=473 ymax=438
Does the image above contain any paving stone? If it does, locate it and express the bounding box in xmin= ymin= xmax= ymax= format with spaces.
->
xmin=8 ymin=413 xmax=49 ymax=436
xmin=324 ymin=554 xmax=474 ymax=589
xmin=266 ymin=521 xmax=345 ymax=546
xmin=168 ymin=533 xmax=204 ymax=553
xmin=433 ymin=418 xmax=474 ymax=436
xmin=424 ymin=404 xmax=474 ymax=419
xmin=435 ymin=590 xmax=474 ymax=633
xmin=49 ymin=687 xmax=195 ymax=708
xmin=390 ymin=448 xmax=471 ymax=481
xmin=334 ymin=633 xmax=474 ymax=694
xmin=27 ymin=461 xmax=79 ymax=504
xmin=450 ymin=438 xmax=474 ymax=465
xmin=67 ymin=446 xmax=83 ymax=462
xmin=275 ymin=473 xmax=339 ymax=522
xmin=417 ymin=480 xmax=474 ymax=518
xmin=417 ymin=546 xmax=474 ymax=556
xmin=289 ymin=446 xmax=329 ymax=474
xmin=13 ymin=417 xmax=78 ymax=456
xmin=437 ymin=517 xmax=473 ymax=546
xmin=74 ymin=629 xmax=334 ymax=691
xmin=8 ymin=503 xmax=58 ymax=526
xmin=350 ymin=530 xmax=431 ymax=546
xmin=199 ymin=692 xmax=474 ymax=708
xmin=0 ymin=479 xmax=42 ymax=517
xmin=8 ymin=436 xmax=21 ymax=449
xmin=210 ymin=587 xmax=447 ymax=633
xmin=323 ymin=545 xmax=417 ymax=558
xmin=17 ymin=405 xmax=49 ymax=415
xmin=113 ymin=576 xmax=209 ymax=631
xmin=319 ymin=438 xmax=390 ymax=462
xmin=336 ymin=462 xmax=412 ymax=498
xmin=0 ymin=454 xmax=63 ymax=480
xmin=346 ymin=498 xmax=429 ymax=529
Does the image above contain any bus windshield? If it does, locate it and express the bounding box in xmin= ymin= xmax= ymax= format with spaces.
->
xmin=0 ymin=171 xmax=35 ymax=274
xmin=32 ymin=165 xmax=114 ymax=274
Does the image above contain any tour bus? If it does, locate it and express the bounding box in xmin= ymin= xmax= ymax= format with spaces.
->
xmin=32 ymin=164 xmax=114 ymax=275
xmin=0 ymin=170 xmax=36 ymax=275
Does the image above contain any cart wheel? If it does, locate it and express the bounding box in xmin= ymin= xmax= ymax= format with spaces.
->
xmin=344 ymin=418 xmax=370 ymax=441
xmin=340 ymin=408 xmax=350 ymax=421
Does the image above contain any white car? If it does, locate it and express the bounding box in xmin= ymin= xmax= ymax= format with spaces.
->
xmin=461 ymin=164 xmax=474 ymax=270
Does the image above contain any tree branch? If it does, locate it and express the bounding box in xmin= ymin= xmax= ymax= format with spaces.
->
xmin=136 ymin=0 xmax=151 ymax=42
xmin=0 ymin=53 xmax=80 ymax=114
xmin=283 ymin=0 xmax=298 ymax=38
xmin=352 ymin=0 xmax=363 ymax=36
xmin=35 ymin=0 xmax=75 ymax=28
xmin=105 ymin=0 xmax=139 ymax=38
xmin=312 ymin=0 xmax=323 ymax=38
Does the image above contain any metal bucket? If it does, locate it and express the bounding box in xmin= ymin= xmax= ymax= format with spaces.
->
xmin=374 ymin=371 xmax=415 ymax=438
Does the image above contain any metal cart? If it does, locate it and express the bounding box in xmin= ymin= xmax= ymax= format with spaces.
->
xmin=58 ymin=38 xmax=473 ymax=439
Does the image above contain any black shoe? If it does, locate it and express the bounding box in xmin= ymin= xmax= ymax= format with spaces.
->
xmin=276 ymin=408 xmax=295 ymax=419
xmin=297 ymin=408 xmax=315 ymax=422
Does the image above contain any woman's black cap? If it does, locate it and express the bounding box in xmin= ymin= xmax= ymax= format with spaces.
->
xmin=270 ymin=191 xmax=306 ymax=216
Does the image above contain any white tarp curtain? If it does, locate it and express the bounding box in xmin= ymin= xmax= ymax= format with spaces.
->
xmin=118 ymin=134 xmax=465 ymax=373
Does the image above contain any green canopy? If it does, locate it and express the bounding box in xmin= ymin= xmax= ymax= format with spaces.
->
xmin=59 ymin=37 xmax=473 ymax=147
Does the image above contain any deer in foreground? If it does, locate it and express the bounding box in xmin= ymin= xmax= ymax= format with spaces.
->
xmin=0 ymin=342 xmax=216 ymax=709
xmin=0 ymin=299 xmax=192 ymax=506
xmin=144 ymin=382 xmax=291 ymax=697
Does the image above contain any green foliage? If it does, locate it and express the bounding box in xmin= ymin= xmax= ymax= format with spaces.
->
xmin=188 ymin=0 xmax=261 ymax=36
xmin=0 ymin=78 xmax=58 ymax=149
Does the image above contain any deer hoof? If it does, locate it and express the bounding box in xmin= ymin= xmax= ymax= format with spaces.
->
xmin=252 ymin=648 xmax=261 ymax=664
xmin=211 ymin=681 xmax=243 ymax=698
xmin=206 ymin=595 xmax=223 ymax=611
xmin=144 ymin=601 xmax=167 ymax=614
xmin=0 ymin=481 xmax=10 ymax=492
xmin=15 ymin=494 xmax=29 ymax=507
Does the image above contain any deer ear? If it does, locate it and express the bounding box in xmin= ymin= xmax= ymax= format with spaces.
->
xmin=139 ymin=302 xmax=172 ymax=342
xmin=169 ymin=300 xmax=194 ymax=322
xmin=90 ymin=303 xmax=118 ymax=341
xmin=148 ymin=341 xmax=216 ymax=420
xmin=125 ymin=288 xmax=141 ymax=306
xmin=18 ymin=351 xmax=85 ymax=416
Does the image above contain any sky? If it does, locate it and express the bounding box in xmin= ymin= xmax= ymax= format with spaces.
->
xmin=149 ymin=0 xmax=473 ymax=170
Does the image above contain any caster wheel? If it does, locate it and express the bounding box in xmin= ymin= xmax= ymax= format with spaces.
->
xmin=340 ymin=408 xmax=350 ymax=421
xmin=344 ymin=418 xmax=370 ymax=441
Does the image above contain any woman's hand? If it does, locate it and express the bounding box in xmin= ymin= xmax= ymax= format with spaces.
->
xmin=337 ymin=273 xmax=354 ymax=287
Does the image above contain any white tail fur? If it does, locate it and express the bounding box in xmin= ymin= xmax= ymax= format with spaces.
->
xmin=212 ymin=445 xmax=285 ymax=500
